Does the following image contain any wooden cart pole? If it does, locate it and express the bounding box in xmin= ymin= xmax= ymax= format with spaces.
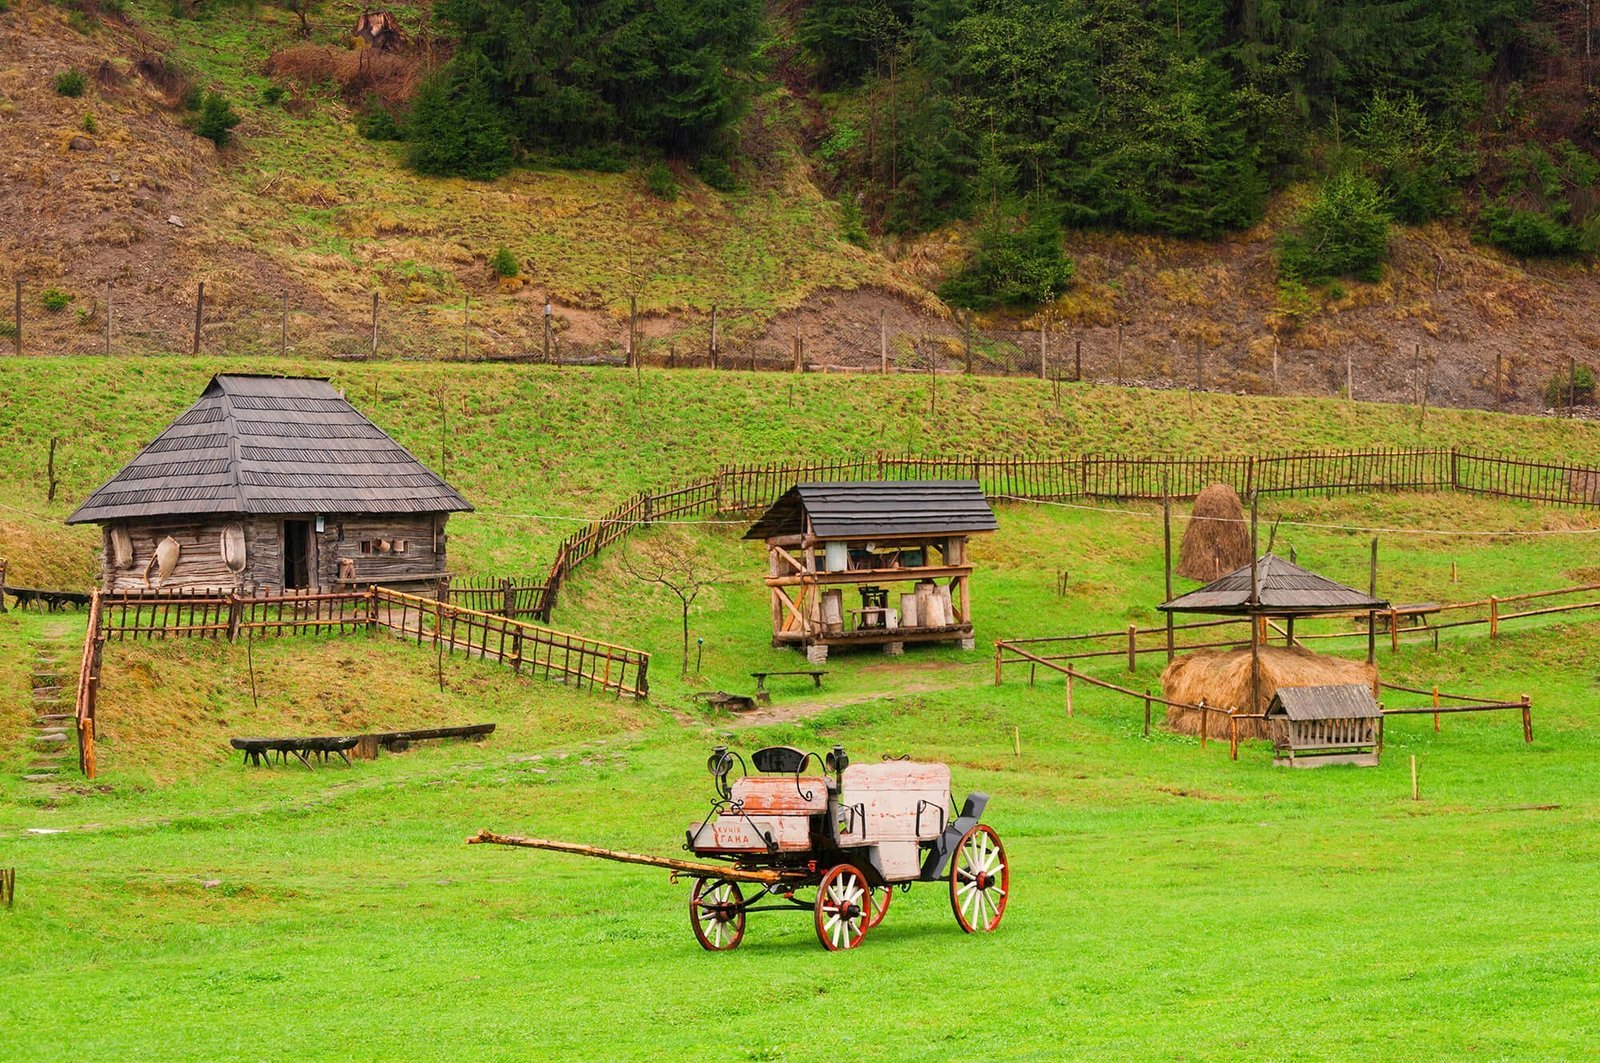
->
xmin=1367 ymin=537 xmax=1379 ymax=666
xmin=1163 ymin=494 xmax=1174 ymax=662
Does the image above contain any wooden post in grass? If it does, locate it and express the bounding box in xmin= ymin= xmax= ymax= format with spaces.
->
xmin=193 ymin=281 xmax=204 ymax=355
xmin=1163 ymin=494 xmax=1175 ymax=662
xmin=1065 ymin=671 xmax=1073 ymax=718
xmin=1521 ymin=695 xmax=1533 ymax=743
xmin=1143 ymin=689 xmax=1152 ymax=736
xmin=879 ymin=311 xmax=888 ymax=374
xmin=1198 ymin=700 xmax=1207 ymax=749
xmin=1489 ymin=595 xmax=1499 ymax=639
xmin=1013 ymin=725 xmax=1020 ymax=756
xmin=1432 ymin=685 xmax=1440 ymax=733
xmin=1410 ymin=755 xmax=1419 ymax=801
xmin=993 ymin=643 xmax=1002 ymax=686
xmin=1367 ymin=537 xmax=1379 ymax=666
xmin=1127 ymin=623 xmax=1137 ymax=673
xmin=371 ymin=291 xmax=380 ymax=359
xmin=1 ymin=867 xmax=13 ymax=908
xmin=1229 ymin=714 xmax=1238 ymax=760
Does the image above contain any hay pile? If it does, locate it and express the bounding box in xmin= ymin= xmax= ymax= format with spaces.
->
xmin=1178 ymin=483 xmax=1251 ymax=581
xmin=1160 ymin=646 xmax=1377 ymax=739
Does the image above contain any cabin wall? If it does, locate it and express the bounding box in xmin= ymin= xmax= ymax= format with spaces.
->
xmin=99 ymin=514 xmax=451 ymax=594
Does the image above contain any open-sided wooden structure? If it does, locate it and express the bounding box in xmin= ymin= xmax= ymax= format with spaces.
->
xmin=743 ymin=481 xmax=998 ymax=662
xmin=1266 ymin=684 xmax=1382 ymax=767
xmin=67 ymin=374 xmax=471 ymax=596
xmin=1158 ymin=552 xmax=1388 ymax=740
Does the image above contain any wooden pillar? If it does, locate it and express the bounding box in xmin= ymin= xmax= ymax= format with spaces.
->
xmin=879 ymin=311 xmax=888 ymax=374
xmin=1249 ymin=491 xmax=1260 ymax=713
xmin=1163 ymin=495 xmax=1174 ymax=662
xmin=1367 ymin=537 xmax=1378 ymax=666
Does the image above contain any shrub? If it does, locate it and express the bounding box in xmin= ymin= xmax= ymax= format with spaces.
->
xmin=260 ymin=84 xmax=285 ymax=106
xmin=54 ymin=69 xmax=87 ymax=97
xmin=938 ymin=204 xmax=1075 ymax=310
xmin=1544 ymin=364 xmax=1595 ymax=407
xmin=1353 ymin=92 xmax=1472 ymax=223
xmin=644 ymin=162 xmax=676 ymax=200
xmin=1478 ymin=205 xmax=1582 ymax=257
xmin=356 ymin=97 xmax=405 ymax=141
xmin=693 ymin=155 xmax=738 ymax=192
xmin=489 ymin=246 xmax=519 ymax=279
xmin=180 ymin=85 xmax=202 ymax=111
xmin=1278 ymin=172 xmax=1391 ymax=283
xmin=405 ymin=55 xmax=512 ymax=181
xmin=195 ymin=92 xmax=240 ymax=147
xmin=81 ymin=111 xmax=97 ymax=133
xmin=40 ymin=287 xmax=73 ymax=313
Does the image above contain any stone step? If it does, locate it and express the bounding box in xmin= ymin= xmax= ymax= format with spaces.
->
xmin=23 ymin=773 xmax=63 ymax=782
xmin=34 ymin=713 xmax=75 ymax=724
xmin=33 ymin=732 xmax=69 ymax=745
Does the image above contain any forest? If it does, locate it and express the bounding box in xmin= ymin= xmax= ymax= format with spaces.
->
xmin=265 ymin=1 xmax=1600 ymax=304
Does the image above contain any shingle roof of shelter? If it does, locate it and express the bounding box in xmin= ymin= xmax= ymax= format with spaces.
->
xmin=742 ymin=480 xmax=998 ymax=541
xmin=1158 ymin=553 xmax=1387 ymax=615
xmin=1267 ymin=684 xmax=1381 ymax=721
xmin=67 ymin=374 xmax=472 ymax=524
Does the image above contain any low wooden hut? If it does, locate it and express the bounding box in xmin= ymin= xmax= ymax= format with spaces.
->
xmin=743 ymin=481 xmax=998 ymax=662
xmin=67 ymin=374 xmax=472 ymax=596
xmin=1265 ymin=684 xmax=1382 ymax=768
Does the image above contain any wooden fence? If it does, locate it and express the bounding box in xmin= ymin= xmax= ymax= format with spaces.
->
xmin=445 ymin=575 xmax=550 ymax=621
xmin=73 ymin=586 xmax=649 ymax=778
xmin=532 ymin=448 xmax=1600 ymax=620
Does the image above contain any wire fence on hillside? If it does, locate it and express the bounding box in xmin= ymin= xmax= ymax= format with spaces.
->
xmin=2 ymin=275 xmax=1592 ymax=416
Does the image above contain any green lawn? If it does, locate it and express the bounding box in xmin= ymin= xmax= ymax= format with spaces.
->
xmin=4 ymin=475 xmax=1600 ymax=1059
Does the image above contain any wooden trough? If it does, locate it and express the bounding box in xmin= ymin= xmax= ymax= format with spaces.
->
xmin=1266 ymin=685 xmax=1381 ymax=768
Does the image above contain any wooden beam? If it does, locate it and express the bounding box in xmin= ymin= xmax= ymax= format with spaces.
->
xmin=764 ymin=564 xmax=975 ymax=587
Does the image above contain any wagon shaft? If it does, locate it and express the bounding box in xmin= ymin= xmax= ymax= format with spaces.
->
xmin=468 ymin=829 xmax=797 ymax=884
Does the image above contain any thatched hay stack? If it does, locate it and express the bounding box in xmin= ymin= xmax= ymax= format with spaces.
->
xmin=1178 ymin=483 xmax=1251 ymax=582
xmin=1160 ymin=646 xmax=1377 ymax=739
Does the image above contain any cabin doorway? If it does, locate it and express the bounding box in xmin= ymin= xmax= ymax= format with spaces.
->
xmin=283 ymin=520 xmax=314 ymax=589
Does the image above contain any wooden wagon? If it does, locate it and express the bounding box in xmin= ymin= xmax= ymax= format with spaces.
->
xmin=471 ymin=743 xmax=1009 ymax=951
xmin=1266 ymin=684 xmax=1382 ymax=768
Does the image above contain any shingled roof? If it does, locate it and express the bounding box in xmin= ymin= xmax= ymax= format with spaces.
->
xmin=742 ymin=480 xmax=998 ymax=541
xmin=1158 ymin=553 xmax=1386 ymax=615
xmin=1268 ymin=684 xmax=1381 ymax=721
xmin=67 ymin=375 xmax=471 ymax=524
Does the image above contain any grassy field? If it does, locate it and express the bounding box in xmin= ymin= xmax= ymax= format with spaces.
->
xmin=3 ymin=361 xmax=1600 ymax=1059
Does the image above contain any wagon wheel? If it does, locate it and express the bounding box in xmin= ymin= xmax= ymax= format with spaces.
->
xmin=689 ymin=877 xmax=746 ymax=952
xmin=949 ymin=824 xmax=1009 ymax=933
xmin=864 ymin=884 xmax=893 ymax=929
xmin=814 ymin=864 xmax=871 ymax=951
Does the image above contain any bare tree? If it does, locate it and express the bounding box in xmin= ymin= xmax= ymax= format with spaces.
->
xmin=620 ymin=529 xmax=731 ymax=677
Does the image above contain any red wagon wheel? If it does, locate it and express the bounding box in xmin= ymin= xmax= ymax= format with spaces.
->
xmin=814 ymin=864 xmax=871 ymax=951
xmin=689 ymin=877 xmax=746 ymax=951
xmin=865 ymin=885 xmax=893 ymax=929
xmin=949 ymin=824 xmax=1009 ymax=933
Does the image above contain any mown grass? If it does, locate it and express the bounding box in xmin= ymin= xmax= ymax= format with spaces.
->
xmin=4 ymin=482 xmax=1600 ymax=1058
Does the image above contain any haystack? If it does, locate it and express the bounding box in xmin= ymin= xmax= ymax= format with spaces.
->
xmin=1178 ymin=483 xmax=1251 ymax=581
xmin=1160 ymin=645 xmax=1376 ymax=739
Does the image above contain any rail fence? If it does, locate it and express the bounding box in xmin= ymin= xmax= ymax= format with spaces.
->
xmin=533 ymin=448 xmax=1600 ymax=619
xmin=443 ymin=575 xmax=549 ymax=620
xmin=73 ymin=586 xmax=649 ymax=778
xmin=7 ymin=273 xmax=1593 ymax=417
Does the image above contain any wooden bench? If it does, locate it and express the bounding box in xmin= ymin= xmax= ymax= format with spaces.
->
xmin=750 ymin=670 xmax=828 ymax=693
xmin=230 ymin=735 xmax=359 ymax=768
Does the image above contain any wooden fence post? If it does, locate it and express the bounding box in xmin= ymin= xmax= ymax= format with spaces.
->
xmin=12 ymin=278 xmax=20 ymax=356
xmin=370 ymin=290 xmax=380 ymax=358
xmin=1064 ymin=671 xmax=1073 ymax=717
xmin=1143 ymin=688 xmax=1152 ymax=736
xmin=1229 ymin=715 xmax=1238 ymax=760
xmin=1521 ymin=694 xmax=1532 ymax=743
xmin=879 ymin=311 xmax=888 ymax=374
xmin=1038 ymin=319 xmax=1047 ymax=381
xmin=993 ymin=643 xmax=1002 ymax=685
xmin=1127 ymin=623 xmax=1137 ymax=672
xmin=104 ymin=282 xmax=112 ymax=356
xmin=710 ymin=304 xmax=719 ymax=369
xmin=193 ymin=281 xmax=204 ymax=355
xmin=1489 ymin=595 xmax=1499 ymax=638
xmin=1198 ymin=700 xmax=1207 ymax=749
xmin=1432 ymin=685 xmax=1440 ymax=732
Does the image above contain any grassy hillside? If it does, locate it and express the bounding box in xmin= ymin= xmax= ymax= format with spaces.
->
xmin=7 ymin=357 xmax=1600 ymax=588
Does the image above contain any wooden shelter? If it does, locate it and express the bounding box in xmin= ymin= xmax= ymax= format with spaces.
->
xmin=67 ymin=374 xmax=471 ymax=596
xmin=743 ymin=481 xmax=998 ymax=662
xmin=1266 ymin=684 xmax=1382 ymax=768
xmin=1158 ymin=552 xmax=1388 ymax=732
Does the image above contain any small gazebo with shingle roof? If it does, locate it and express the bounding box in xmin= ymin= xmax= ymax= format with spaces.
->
xmin=68 ymin=374 xmax=471 ymax=595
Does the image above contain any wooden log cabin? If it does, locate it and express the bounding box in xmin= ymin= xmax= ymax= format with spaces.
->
xmin=743 ymin=481 xmax=998 ymax=662
xmin=66 ymin=374 xmax=472 ymax=596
